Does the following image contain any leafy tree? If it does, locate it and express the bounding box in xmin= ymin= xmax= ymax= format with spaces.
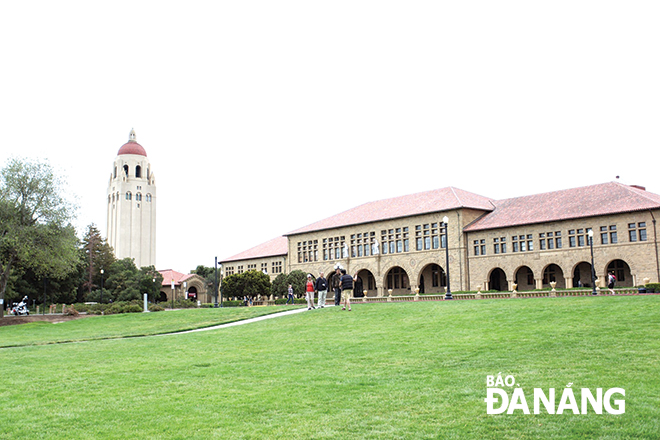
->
xmin=104 ymin=258 xmax=140 ymax=302
xmin=287 ymin=270 xmax=308 ymax=297
xmin=138 ymin=266 xmax=163 ymax=303
xmin=0 ymin=158 xmax=79 ymax=317
xmin=222 ymin=270 xmax=271 ymax=299
xmin=271 ymin=273 xmax=288 ymax=297
xmin=242 ymin=270 xmax=271 ymax=297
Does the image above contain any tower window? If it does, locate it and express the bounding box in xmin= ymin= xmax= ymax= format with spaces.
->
xmin=125 ymin=192 xmax=132 ymax=201
xmin=136 ymin=165 xmax=142 ymax=178
xmin=123 ymin=165 xmax=129 ymax=176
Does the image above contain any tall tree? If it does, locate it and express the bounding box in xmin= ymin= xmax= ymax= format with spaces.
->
xmin=0 ymin=158 xmax=79 ymax=317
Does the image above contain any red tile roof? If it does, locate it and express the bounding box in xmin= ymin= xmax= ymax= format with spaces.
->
xmin=220 ymin=236 xmax=288 ymax=263
xmin=158 ymin=269 xmax=195 ymax=286
xmin=117 ymin=141 xmax=147 ymax=157
xmin=464 ymin=182 xmax=660 ymax=231
xmin=287 ymin=187 xmax=495 ymax=235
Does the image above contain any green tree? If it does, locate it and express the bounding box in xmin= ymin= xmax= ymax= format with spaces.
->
xmin=271 ymin=273 xmax=288 ymax=297
xmin=287 ymin=270 xmax=308 ymax=297
xmin=104 ymin=258 xmax=140 ymax=302
xmin=138 ymin=266 xmax=163 ymax=303
xmin=222 ymin=270 xmax=272 ymax=300
xmin=0 ymin=158 xmax=79 ymax=317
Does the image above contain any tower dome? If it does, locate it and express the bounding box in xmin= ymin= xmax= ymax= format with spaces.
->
xmin=117 ymin=128 xmax=147 ymax=156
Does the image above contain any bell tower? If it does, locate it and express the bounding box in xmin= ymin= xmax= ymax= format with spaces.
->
xmin=106 ymin=129 xmax=157 ymax=268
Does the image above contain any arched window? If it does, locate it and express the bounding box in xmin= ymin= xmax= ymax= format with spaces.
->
xmin=146 ymin=194 xmax=152 ymax=202
xmin=114 ymin=166 xmax=117 ymax=179
xmin=123 ymin=165 xmax=129 ymax=176
xmin=126 ymin=192 xmax=132 ymax=201
xmin=136 ymin=165 xmax=142 ymax=178
xmin=136 ymin=193 xmax=142 ymax=202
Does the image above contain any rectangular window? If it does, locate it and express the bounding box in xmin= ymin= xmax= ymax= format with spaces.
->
xmin=569 ymin=236 xmax=576 ymax=248
xmin=629 ymin=230 xmax=637 ymax=242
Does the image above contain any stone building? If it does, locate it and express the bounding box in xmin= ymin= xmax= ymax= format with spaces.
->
xmin=106 ymin=129 xmax=157 ymax=268
xmin=158 ymin=269 xmax=211 ymax=304
xmin=220 ymin=236 xmax=288 ymax=281
xmin=221 ymin=182 xmax=660 ymax=295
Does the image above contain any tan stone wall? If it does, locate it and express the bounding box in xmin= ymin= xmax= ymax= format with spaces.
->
xmin=466 ymin=210 xmax=660 ymax=291
xmin=286 ymin=209 xmax=482 ymax=294
xmin=221 ymin=256 xmax=287 ymax=282
xmin=223 ymin=209 xmax=660 ymax=295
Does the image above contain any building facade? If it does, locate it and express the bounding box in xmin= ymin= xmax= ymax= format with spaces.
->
xmin=221 ymin=182 xmax=660 ymax=296
xmin=220 ymin=236 xmax=288 ymax=281
xmin=106 ymin=129 xmax=157 ymax=268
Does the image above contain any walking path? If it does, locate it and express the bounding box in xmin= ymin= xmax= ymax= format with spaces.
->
xmin=167 ymin=305 xmax=329 ymax=335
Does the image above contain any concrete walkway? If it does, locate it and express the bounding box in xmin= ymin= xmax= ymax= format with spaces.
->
xmin=169 ymin=306 xmax=328 ymax=335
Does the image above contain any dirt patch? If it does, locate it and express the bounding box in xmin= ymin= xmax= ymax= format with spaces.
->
xmin=0 ymin=314 xmax=91 ymax=327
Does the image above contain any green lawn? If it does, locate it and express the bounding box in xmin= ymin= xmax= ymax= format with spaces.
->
xmin=0 ymin=296 xmax=658 ymax=439
xmin=0 ymin=306 xmax=302 ymax=348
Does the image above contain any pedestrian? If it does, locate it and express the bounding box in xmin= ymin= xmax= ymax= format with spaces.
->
xmin=339 ymin=269 xmax=355 ymax=311
xmin=332 ymin=267 xmax=342 ymax=306
xmin=286 ymin=284 xmax=294 ymax=305
xmin=608 ymin=271 xmax=616 ymax=294
xmin=305 ymin=274 xmax=316 ymax=310
xmin=316 ymin=271 xmax=328 ymax=308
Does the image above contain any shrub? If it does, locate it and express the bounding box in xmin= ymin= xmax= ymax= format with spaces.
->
xmin=148 ymin=303 xmax=164 ymax=312
xmin=221 ymin=300 xmax=243 ymax=307
xmin=64 ymin=305 xmax=79 ymax=316
xmin=274 ymin=298 xmax=307 ymax=305
xmin=645 ymin=283 xmax=660 ymax=293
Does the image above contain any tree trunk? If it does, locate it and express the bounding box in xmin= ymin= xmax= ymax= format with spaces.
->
xmin=0 ymin=254 xmax=16 ymax=319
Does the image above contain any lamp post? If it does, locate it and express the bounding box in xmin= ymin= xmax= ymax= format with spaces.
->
xmin=588 ymin=229 xmax=597 ymax=295
xmin=214 ymin=256 xmax=219 ymax=308
xmin=100 ymin=269 xmax=104 ymax=304
xmin=443 ymin=215 xmax=453 ymax=300
xmin=220 ymin=269 xmax=224 ymax=307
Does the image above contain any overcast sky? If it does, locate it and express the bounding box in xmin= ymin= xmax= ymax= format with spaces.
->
xmin=1 ymin=1 xmax=659 ymax=273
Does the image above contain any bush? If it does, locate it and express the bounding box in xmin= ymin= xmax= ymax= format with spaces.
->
xmin=64 ymin=305 xmax=79 ymax=316
xmin=221 ymin=300 xmax=243 ymax=307
xmin=148 ymin=303 xmax=164 ymax=312
xmin=645 ymin=283 xmax=660 ymax=293
xmin=274 ymin=298 xmax=307 ymax=305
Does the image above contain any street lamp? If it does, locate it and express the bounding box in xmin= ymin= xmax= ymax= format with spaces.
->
xmin=443 ymin=215 xmax=453 ymax=300
xmin=214 ymin=256 xmax=219 ymax=308
xmin=100 ymin=269 xmax=104 ymax=304
xmin=220 ymin=269 xmax=224 ymax=308
xmin=588 ymin=229 xmax=597 ymax=295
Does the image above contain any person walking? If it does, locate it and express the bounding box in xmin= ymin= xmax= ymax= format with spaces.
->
xmin=608 ymin=271 xmax=617 ymax=294
xmin=305 ymin=274 xmax=316 ymax=310
xmin=332 ymin=267 xmax=342 ymax=306
xmin=316 ymin=271 xmax=328 ymax=308
xmin=286 ymin=284 xmax=294 ymax=305
xmin=339 ymin=269 xmax=355 ymax=311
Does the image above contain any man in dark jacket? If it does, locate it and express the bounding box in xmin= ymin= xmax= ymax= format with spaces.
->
xmin=316 ymin=271 xmax=328 ymax=308
xmin=331 ymin=267 xmax=342 ymax=306
xmin=339 ymin=269 xmax=355 ymax=311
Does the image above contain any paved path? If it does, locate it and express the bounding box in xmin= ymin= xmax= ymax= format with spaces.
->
xmin=168 ymin=306 xmax=331 ymax=335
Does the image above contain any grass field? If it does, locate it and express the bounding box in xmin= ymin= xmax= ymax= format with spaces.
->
xmin=1 ymin=296 xmax=659 ymax=439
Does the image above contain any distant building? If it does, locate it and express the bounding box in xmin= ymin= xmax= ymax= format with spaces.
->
xmin=158 ymin=269 xmax=211 ymax=304
xmin=106 ymin=129 xmax=157 ymax=268
xmin=220 ymin=236 xmax=288 ymax=280
xmin=222 ymin=182 xmax=660 ymax=295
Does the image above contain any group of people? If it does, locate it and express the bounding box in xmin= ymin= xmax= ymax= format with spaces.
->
xmin=286 ymin=268 xmax=356 ymax=311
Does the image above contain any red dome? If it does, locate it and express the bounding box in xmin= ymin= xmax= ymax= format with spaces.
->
xmin=117 ymin=142 xmax=147 ymax=156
